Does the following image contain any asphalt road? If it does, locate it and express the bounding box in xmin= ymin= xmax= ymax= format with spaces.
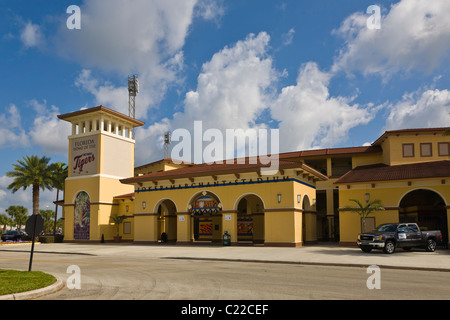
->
xmin=0 ymin=245 xmax=449 ymax=301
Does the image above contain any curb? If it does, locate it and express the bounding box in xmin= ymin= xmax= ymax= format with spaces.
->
xmin=163 ymin=257 xmax=450 ymax=273
xmin=0 ymin=277 xmax=64 ymax=300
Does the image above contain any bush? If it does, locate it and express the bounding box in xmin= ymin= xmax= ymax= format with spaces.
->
xmin=38 ymin=234 xmax=64 ymax=243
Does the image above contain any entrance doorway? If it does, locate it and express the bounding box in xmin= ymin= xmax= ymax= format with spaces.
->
xmin=236 ymin=194 xmax=265 ymax=244
xmin=156 ymin=199 xmax=177 ymax=242
xmin=399 ymin=189 xmax=448 ymax=248
xmin=190 ymin=192 xmax=222 ymax=243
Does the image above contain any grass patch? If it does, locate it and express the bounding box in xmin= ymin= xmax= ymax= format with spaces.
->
xmin=0 ymin=269 xmax=56 ymax=296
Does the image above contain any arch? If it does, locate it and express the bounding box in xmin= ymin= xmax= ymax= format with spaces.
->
xmin=188 ymin=191 xmax=223 ymax=243
xmin=398 ymin=188 xmax=448 ymax=248
xmin=397 ymin=187 xmax=447 ymax=208
xmin=71 ymin=189 xmax=91 ymax=205
xmin=155 ymin=199 xmax=177 ymax=242
xmin=302 ymin=194 xmax=312 ymax=211
xmin=153 ymin=197 xmax=178 ymax=214
xmin=74 ymin=191 xmax=90 ymax=240
xmin=233 ymin=192 xmax=266 ymax=211
xmin=236 ymin=193 xmax=265 ymax=244
xmin=186 ymin=190 xmax=222 ymax=212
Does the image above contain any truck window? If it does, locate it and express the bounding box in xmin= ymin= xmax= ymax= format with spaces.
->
xmin=408 ymin=224 xmax=419 ymax=232
xmin=375 ymin=224 xmax=397 ymax=232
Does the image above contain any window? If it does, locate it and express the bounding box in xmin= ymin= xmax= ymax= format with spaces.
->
xmin=407 ymin=224 xmax=419 ymax=233
xmin=123 ymin=222 xmax=131 ymax=234
xmin=420 ymin=143 xmax=432 ymax=157
xmin=438 ymin=142 xmax=450 ymax=156
xmin=361 ymin=217 xmax=376 ymax=233
xmin=402 ymin=144 xmax=414 ymax=157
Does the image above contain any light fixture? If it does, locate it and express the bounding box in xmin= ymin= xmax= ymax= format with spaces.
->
xmin=126 ymin=205 xmax=129 ymax=213
xmin=312 ymin=198 xmax=316 ymax=206
xmin=142 ymin=201 xmax=146 ymax=209
xmin=277 ymin=194 xmax=282 ymax=203
xmin=365 ymin=193 xmax=370 ymax=203
xmin=297 ymin=194 xmax=301 ymax=203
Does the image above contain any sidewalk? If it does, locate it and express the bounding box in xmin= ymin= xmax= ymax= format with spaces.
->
xmin=1 ymin=242 xmax=449 ymax=272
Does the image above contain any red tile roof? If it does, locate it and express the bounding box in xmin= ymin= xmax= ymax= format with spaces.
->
xmin=372 ymin=127 xmax=449 ymax=146
xmin=113 ymin=193 xmax=136 ymax=199
xmin=334 ymin=160 xmax=450 ymax=184
xmin=122 ymin=158 xmax=327 ymax=184
xmin=279 ymin=146 xmax=382 ymax=159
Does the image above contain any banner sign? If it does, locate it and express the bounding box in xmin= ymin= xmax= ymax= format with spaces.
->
xmin=71 ymin=136 xmax=98 ymax=176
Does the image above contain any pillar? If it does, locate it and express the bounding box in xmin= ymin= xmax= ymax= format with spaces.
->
xmin=222 ymin=211 xmax=238 ymax=245
xmin=177 ymin=213 xmax=191 ymax=244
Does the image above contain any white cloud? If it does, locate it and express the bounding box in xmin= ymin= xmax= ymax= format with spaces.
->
xmin=271 ymin=62 xmax=375 ymax=152
xmin=332 ymin=0 xmax=450 ymax=79
xmin=384 ymin=88 xmax=450 ymax=130
xmin=0 ymin=174 xmax=58 ymax=215
xmin=134 ymin=32 xmax=277 ymax=164
xmin=20 ymin=21 xmax=43 ymax=48
xmin=134 ymin=32 xmax=377 ymax=164
xmin=0 ymin=101 xmax=70 ymax=155
xmin=56 ymin=0 xmax=202 ymax=119
xmin=28 ymin=100 xmax=72 ymax=155
xmin=281 ymin=28 xmax=295 ymax=46
xmin=176 ymin=32 xmax=276 ymax=131
xmin=0 ymin=104 xmax=29 ymax=149
xmin=195 ymin=0 xmax=226 ymax=22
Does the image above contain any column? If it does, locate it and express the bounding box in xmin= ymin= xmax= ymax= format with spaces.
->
xmin=222 ymin=211 xmax=238 ymax=245
xmin=177 ymin=212 xmax=191 ymax=244
xmin=264 ymin=210 xmax=301 ymax=247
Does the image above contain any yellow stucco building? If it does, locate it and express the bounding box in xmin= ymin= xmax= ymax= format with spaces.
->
xmin=58 ymin=106 xmax=450 ymax=248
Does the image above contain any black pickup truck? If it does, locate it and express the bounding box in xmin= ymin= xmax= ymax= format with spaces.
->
xmin=357 ymin=223 xmax=442 ymax=254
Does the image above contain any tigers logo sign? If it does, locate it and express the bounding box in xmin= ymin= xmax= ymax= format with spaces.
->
xmin=71 ymin=136 xmax=98 ymax=176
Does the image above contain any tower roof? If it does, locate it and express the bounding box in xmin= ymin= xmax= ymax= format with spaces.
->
xmin=58 ymin=105 xmax=145 ymax=127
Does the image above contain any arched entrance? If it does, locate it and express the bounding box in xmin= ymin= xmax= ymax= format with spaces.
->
xmin=189 ymin=192 xmax=222 ymax=243
xmin=74 ymin=191 xmax=90 ymax=240
xmin=155 ymin=199 xmax=177 ymax=242
xmin=399 ymin=189 xmax=448 ymax=248
xmin=302 ymin=195 xmax=311 ymax=242
xmin=236 ymin=194 xmax=265 ymax=244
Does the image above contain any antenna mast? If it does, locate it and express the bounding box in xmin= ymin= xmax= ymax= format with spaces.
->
xmin=164 ymin=131 xmax=171 ymax=159
xmin=128 ymin=75 xmax=139 ymax=138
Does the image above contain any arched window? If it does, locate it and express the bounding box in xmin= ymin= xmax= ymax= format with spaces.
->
xmin=74 ymin=191 xmax=90 ymax=240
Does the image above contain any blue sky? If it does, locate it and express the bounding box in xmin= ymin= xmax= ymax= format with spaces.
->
xmin=1 ymin=0 xmax=450 ymax=213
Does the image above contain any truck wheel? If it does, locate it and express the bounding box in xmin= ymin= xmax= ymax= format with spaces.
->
xmin=425 ymin=239 xmax=436 ymax=252
xmin=383 ymin=240 xmax=395 ymax=254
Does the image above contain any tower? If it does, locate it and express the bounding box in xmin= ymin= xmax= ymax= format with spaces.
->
xmin=58 ymin=106 xmax=145 ymax=242
xmin=128 ymin=75 xmax=139 ymax=138
xmin=164 ymin=131 xmax=171 ymax=159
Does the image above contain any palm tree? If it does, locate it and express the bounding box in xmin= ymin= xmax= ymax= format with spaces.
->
xmin=50 ymin=162 xmax=68 ymax=235
xmin=6 ymin=155 xmax=54 ymax=216
xmin=0 ymin=214 xmax=9 ymax=234
xmin=40 ymin=209 xmax=55 ymax=234
xmin=110 ymin=213 xmax=128 ymax=241
xmin=342 ymin=198 xmax=385 ymax=233
xmin=6 ymin=206 xmax=29 ymax=230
